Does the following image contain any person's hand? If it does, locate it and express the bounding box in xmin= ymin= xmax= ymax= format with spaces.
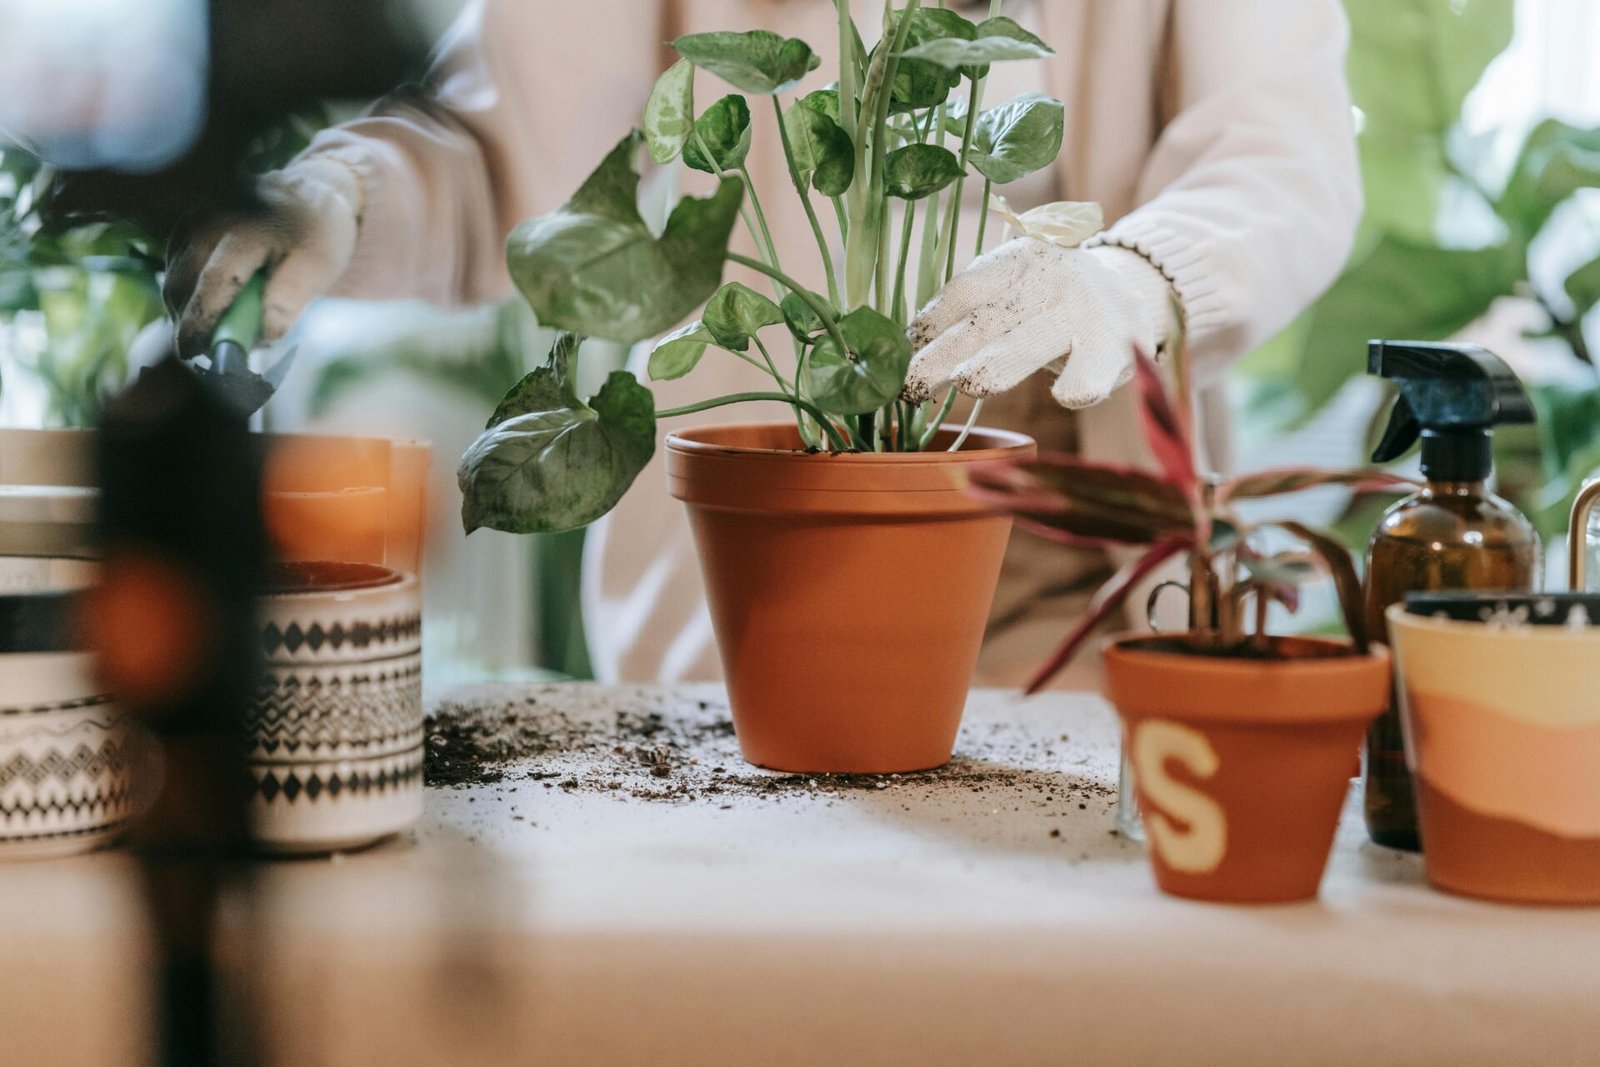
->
xmin=903 ymin=239 xmax=1173 ymax=410
xmin=163 ymin=157 xmax=364 ymax=358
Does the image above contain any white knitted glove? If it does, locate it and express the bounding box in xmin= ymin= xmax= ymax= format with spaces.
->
xmin=163 ymin=157 xmax=364 ymax=358
xmin=904 ymin=239 xmax=1174 ymax=409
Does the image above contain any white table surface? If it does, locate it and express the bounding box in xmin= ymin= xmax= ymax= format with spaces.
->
xmin=5 ymin=683 xmax=1599 ymax=1066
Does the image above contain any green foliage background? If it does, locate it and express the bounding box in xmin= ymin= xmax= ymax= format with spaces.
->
xmin=1240 ymin=0 xmax=1600 ymax=539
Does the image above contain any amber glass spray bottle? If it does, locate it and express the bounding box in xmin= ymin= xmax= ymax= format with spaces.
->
xmin=1362 ymin=341 xmax=1540 ymax=850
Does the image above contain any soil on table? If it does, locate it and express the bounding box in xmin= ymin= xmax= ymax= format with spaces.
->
xmin=424 ymin=687 xmax=1116 ymax=809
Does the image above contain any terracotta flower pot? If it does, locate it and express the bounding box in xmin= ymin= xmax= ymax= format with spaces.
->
xmin=1387 ymin=604 xmax=1600 ymax=904
xmin=665 ymin=423 xmax=1034 ymax=773
xmin=263 ymin=434 xmax=433 ymax=573
xmin=1104 ymin=635 xmax=1391 ymax=903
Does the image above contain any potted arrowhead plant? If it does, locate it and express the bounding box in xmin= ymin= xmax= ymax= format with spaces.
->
xmin=969 ymin=349 xmax=1411 ymax=903
xmin=458 ymin=2 xmax=1072 ymax=772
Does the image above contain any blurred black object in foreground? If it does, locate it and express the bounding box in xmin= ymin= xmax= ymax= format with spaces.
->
xmin=91 ymin=358 xmax=266 ymax=1066
xmin=49 ymin=0 xmax=428 ymax=237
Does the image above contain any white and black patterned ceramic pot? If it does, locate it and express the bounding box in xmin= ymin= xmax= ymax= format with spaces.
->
xmin=0 ymin=558 xmax=132 ymax=858
xmin=250 ymin=561 xmax=423 ymax=854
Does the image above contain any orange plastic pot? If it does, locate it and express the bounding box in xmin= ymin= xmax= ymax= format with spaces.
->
xmin=1104 ymin=635 xmax=1391 ymax=903
xmin=665 ymin=422 xmax=1034 ymax=773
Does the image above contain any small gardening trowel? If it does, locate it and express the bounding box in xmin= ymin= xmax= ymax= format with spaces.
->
xmin=195 ymin=271 xmax=299 ymax=416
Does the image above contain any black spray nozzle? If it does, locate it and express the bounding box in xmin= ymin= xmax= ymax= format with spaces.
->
xmin=1368 ymin=340 xmax=1535 ymax=481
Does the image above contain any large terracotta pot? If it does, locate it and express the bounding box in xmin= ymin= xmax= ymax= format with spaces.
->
xmin=665 ymin=423 xmax=1034 ymax=773
xmin=1104 ymin=635 xmax=1391 ymax=903
xmin=1387 ymin=604 xmax=1600 ymax=904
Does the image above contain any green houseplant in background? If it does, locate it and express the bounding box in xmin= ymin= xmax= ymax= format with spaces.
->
xmin=0 ymin=150 xmax=165 ymax=426
xmin=0 ymin=108 xmax=328 ymax=426
xmin=1245 ymin=0 xmax=1600 ymax=540
xmin=458 ymin=1 xmax=1071 ymax=772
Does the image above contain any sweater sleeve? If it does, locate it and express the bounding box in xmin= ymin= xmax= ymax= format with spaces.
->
xmin=297 ymin=0 xmax=665 ymax=308
xmin=1088 ymin=0 xmax=1362 ymax=381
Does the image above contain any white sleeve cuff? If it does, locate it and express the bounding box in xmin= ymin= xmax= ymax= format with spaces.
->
xmin=1087 ymin=218 xmax=1228 ymax=342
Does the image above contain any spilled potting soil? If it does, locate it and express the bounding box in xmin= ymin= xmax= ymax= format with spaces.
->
xmin=425 ymin=686 xmax=1117 ymax=810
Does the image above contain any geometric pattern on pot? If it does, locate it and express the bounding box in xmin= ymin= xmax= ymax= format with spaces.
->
xmin=250 ymin=567 xmax=423 ymax=853
xmin=246 ymin=655 xmax=423 ymax=762
xmin=248 ymin=746 xmax=424 ymax=856
xmin=1131 ymin=719 xmax=1227 ymax=875
xmin=0 ymin=706 xmax=134 ymax=855
xmin=248 ymin=745 xmax=424 ymax=804
xmin=260 ymin=612 xmax=422 ymax=665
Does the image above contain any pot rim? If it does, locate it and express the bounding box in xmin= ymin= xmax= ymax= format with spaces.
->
xmin=262 ymin=560 xmax=407 ymax=597
xmin=664 ymin=421 xmax=1034 ymax=464
xmin=1103 ymin=633 xmax=1391 ymax=725
xmin=1385 ymin=601 xmax=1600 ymax=641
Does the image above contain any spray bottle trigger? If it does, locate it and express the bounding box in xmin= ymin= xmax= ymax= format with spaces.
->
xmin=1371 ymin=393 xmax=1421 ymax=465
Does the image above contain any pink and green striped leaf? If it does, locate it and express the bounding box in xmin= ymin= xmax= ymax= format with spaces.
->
xmin=1024 ymin=537 xmax=1192 ymax=694
xmin=1216 ymin=467 xmax=1416 ymax=505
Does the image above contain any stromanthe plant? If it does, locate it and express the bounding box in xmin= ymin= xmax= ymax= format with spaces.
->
xmin=459 ymin=0 xmax=1068 ymax=534
xmin=967 ymin=343 xmax=1419 ymax=691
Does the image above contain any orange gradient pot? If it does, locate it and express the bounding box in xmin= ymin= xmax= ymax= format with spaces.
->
xmin=1104 ymin=635 xmax=1391 ymax=904
xmin=666 ymin=423 xmax=1034 ymax=773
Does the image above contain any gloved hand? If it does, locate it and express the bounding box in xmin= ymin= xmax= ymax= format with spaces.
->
xmin=903 ymin=238 xmax=1174 ymax=409
xmin=163 ymin=156 xmax=364 ymax=358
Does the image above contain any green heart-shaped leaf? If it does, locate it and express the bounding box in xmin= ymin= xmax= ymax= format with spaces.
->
xmin=648 ymin=320 xmax=712 ymax=381
xmin=643 ymin=58 xmax=695 ymax=164
xmin=683 ymin=95 xmax=753 ymax=174
xmin=459 ymin=369 xmax=657 ymax=534
xmin=507 ymin=131 xmax=744 ymax=344
xmin=784 ymin=93 xmax=855 ymax=196
xmin=781 ymin=291 xmax=835 ymax=341
xmin=674 ymin=30 xmax=821 ymax=94
xmin=884 ymin=144 xmax=962 ymax=200
xmin=702 ymin=281 xmax=783 ymax=351
xmin=804 ymin=306 xmax=912 ymax=415
xmin=880 ymin=8 xmax=976 ymax=113
xmin=969 ymin=92 xmax=1064 ymax=185
xmin=899 ymin=17 xmax=1053 ymax=72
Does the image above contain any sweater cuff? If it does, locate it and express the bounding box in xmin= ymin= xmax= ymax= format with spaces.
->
xmin=1087 ymin=217 xmax=1228 ymax=342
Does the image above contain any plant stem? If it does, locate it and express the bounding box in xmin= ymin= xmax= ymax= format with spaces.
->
xmin=947 ymin=397 xmax=982 ymax=452
xmin=738 ymin=164 xmax=782 ymax=275
xmin=771 ymin=97 xmax=841 ymax=306
xmin=875 ymin=202 xmax=892 ymax=313
xmin=690 ymin=124 xmax=785 ymax=304
xmin=891 ymin=198 xmax=918 ymax=324
xmin=659 ymin=391 xmax=852 ymax=451
xmin=845 ymin=0 xmax=919 ymax=309
xmin=749 ymin=335 xmax=789 ymax=394
xmin=973 ymin=176 xmax=993 ymax=255
xmin=726 ymin=252 xmax=846 ymax=349
xmin=831 ymin=195 xmax=850 ymax=246
xmin=726 ymin=251 xmax=849 ymax=405
xmin=942 ymin=76 xmax=983 ymax=283
xmin=1253 ymin=582 xmax=1270 ymax=651
xmin=917 ymin=386 xmax=960 ymax=449
xmin=836 ymin=0 xmax=859 ymax=152
xmin=915 ymin=183 xmax=944 ymax=309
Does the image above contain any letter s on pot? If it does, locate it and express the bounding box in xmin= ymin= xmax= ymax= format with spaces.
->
xmin=1132 ymin=719 xmax=1227 ymax=874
